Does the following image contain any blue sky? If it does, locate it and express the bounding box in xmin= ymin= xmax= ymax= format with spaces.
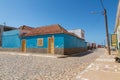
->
xmin=0 ymin=0 xmax=118 ymax=44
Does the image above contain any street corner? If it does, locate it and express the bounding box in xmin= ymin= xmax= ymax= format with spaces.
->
xmin=76 ymin=54 xmax=120 ymax=80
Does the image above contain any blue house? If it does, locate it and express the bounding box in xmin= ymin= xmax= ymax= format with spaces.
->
xmin=2 ymin=24 xmax=87 ymax=55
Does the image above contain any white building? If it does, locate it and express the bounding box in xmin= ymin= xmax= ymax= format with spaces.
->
xmin=68 ymin=29 xmax=85 ymax=39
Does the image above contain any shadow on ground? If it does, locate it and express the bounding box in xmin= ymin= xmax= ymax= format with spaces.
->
xmin=58 ymin=50 xmax=94 ymax=58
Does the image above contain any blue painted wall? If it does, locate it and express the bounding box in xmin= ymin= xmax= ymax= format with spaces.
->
xmin=2 ymin=30 xmax=21 ymax=48
xmin=54 ymin=34 xmax=64 ymax=48
xmin=64 ymin=34 xmax=87 ymax=48
xmin=2 ymin=31 xmax=87 ymax=49
xmin=22 ymin=34 xmax=64 ymax=48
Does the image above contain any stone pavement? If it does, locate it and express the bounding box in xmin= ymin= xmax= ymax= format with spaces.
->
xmin=0 ymin=49 xmax=102 ymax=80
xmin=76 ymin=50 xmax=120 ymax=80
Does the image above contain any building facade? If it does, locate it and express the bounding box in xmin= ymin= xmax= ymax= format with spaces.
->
xmin=68 ymin=29 xmax=85 ymax=39
xmin=2 ymin=24 xmax=87 ymax=55
xmin=114 ymin=0 xmax=120 ymax=55
xmin=0 ymin=25 xmax=16 ymax=46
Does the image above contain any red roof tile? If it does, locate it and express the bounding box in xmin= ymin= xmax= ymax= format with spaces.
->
xmin=21 ymin=24 xmax=84 ymax=40
xmin=23 ymin=24 xmax=68 ymax=36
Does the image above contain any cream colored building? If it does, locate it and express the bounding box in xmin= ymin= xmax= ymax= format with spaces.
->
xmin=114 ymin=0 xmax=120 ymax=49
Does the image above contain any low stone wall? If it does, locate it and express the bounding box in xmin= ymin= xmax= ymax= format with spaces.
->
xmin=0 ymin=48 xmax=64 ymax=55
xmin=64 ymin=48 xmax=87 ymax=55
xmin=0 ymin=47 xmax=87 ymax=55
xmin=54 ymin=48 xmax=64 ymax=55
xmin=27 ymin=48 xmax=64 ymax=55
xmin=26 ymin=48 xmax=47 ymax=54
xmin=0 ymin=48 xmax=21 ymax=52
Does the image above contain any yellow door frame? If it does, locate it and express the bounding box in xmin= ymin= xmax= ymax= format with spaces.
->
xmin=21 ymin=39 xmax=26 ymax=53
xmin=47 ymin=36 xmax=54 ymax=54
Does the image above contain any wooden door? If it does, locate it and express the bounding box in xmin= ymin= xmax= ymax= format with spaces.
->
xmin=21 ymin=40 xmax=26 ymax=53
xmin=48 ymin=37 xmax=54 ymax=54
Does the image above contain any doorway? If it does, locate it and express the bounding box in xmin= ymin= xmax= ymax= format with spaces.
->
xmin=21 ymin=40 xmax=26 ymax=53
xmin=48 ymin=37 xmax=54 ymax=54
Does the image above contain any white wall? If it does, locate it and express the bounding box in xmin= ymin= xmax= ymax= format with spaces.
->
xmin=68 ymin=29 xmax=85 ymax=39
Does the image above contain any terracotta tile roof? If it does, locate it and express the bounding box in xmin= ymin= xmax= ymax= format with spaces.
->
xmin=19 ymin=25 xmax=34 ymax=30
xmin=21 ymin=24 xmax=84 ymax=40
xmin=23 ymin=24 xmax=68 ymax=36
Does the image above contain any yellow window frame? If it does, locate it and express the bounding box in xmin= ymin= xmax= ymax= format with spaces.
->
xmin=37 ymin=38 xmax=43 ymax=46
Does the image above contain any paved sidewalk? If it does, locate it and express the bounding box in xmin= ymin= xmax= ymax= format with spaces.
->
xmin=76 ymin=50 xmax=120 ymax=80
xmin=0 ymin=51 xmax=68 ymax=58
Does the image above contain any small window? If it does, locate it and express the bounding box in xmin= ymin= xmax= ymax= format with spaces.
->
xmin=37 ymin=38 xmax=43 ymax=46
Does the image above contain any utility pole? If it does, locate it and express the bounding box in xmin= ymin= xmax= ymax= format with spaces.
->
xmin=100 ymin=0 xmax=111 ymax=55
